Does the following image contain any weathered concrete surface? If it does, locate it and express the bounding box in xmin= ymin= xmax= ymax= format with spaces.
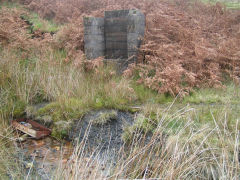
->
xmin=104 ymin=9 xmax=145 ymax=62
xmin=104 ymin=10 xmax=129 ymax=59
xmin=84 ymin=17 xmax=105 ymax=59
xmin=84 ymin=9 xmax=145 ymax=70
xmin=127 ymin=10 xmax=145 ymax=63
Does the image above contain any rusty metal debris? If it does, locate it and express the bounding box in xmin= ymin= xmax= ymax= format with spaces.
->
xmin=12 ymin=118 xmax=51 ymax=139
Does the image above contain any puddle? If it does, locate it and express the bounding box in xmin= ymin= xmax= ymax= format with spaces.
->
xmin=15 ymin=135 xmax=73 ymax=179
xmin=18 ymin=137 xmax=72 ymax=163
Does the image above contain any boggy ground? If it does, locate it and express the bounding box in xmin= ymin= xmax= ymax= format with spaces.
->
xmin=13 ymin=100 xmax=240 ymax=179
xmin=69 ymin=110 xmax=134 ymax=154
xmin=15 ymin=109 xmax=134 ymax=179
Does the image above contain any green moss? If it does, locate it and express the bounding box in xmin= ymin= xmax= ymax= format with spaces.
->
xmin=12 ymin=100 xmax=26 ymax=118
xmin=37 ymin=102 xmax=60 ymax=116
xmin=52 ymin=128 xmax=68 ymax=139
xmin=93 ymin=97 xmax=105 ymax=109
xmin=122 ymin=113 xmax=158 ymax=143
xmin=37 ymin=98 xmax=88 ymax=123
xmin=51 ymin=121 xmax=72 ymax=139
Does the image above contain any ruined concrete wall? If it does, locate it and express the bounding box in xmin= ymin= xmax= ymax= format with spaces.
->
xmin=104 ymin=9 xmax=145 ymax=61
xmin=84 ymin=17 xmax=105 ymax=59
xmin=84 ymin=10 xmax=145 ymax=69
xmin=127 ymin=10 xmax=145 ymax=62
xmin=104 ymin=10 xmax=129 ymax=59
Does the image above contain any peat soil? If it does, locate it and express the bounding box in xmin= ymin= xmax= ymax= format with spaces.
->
xmin=15 ymin=109 xmax=135 ymax=179
xmin=69 ymin=109 xmax=134 ymax=158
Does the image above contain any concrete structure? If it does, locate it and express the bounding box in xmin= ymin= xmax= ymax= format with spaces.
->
xmin=84 ymin=9 xmax=145 ymax=70
xmin=83 ymin=17 xmax=105 ymax=59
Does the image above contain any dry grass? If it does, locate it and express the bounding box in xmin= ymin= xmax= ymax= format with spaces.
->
xmin=0 ymin=113 xmax=25 ymax=179
xmin=16 ymin=0 xmax=240 ymax=95
xmin=51 ymin=104 xmax=240 ymax=179
xmin=0 ymin=1 xmax=239 ymax=179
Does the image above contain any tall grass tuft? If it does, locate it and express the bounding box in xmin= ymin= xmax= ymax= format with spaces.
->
xmin=52 ymin=104 xmax=240 ymax=179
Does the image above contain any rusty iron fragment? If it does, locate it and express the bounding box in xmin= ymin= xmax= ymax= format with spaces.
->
xmin=12 ymin=118 xmax=51 ymax=139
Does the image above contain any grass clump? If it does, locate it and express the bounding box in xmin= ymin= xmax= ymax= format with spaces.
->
xmin=182 ymin=83 xmax=240 ymax=104
xmin=56 ymin=103 xmax=240 ymax=179
xmin=123 ymin=100 xmax=240 ymax=144
xmin=20 ymin=13 xmax=60 ymax=33
xmin=37 ymin=98 xmax=86 ymax=122
xmin=132 ymin=83 xmax=174 ymax=104
xmin=122 ymin=113 xmax=157 ymax=143
xmin=202 ymin=0 xmax=240 ymax=9
xmin=92 ymin=110 xmax=118 ymax=125
xmin=0 ymin=114 xmax=25 ymax=179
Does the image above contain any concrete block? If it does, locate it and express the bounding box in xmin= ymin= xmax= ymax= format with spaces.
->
xmin=83 ymin=9 xmax=145 ymax=70
xmin=84 ymin=17 xmax=105 ymax=59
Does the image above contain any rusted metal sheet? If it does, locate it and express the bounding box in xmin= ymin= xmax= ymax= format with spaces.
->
xmin=12 ymin=118 xmax=51 ymax=139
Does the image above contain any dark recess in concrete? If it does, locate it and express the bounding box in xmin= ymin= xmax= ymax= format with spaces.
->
xmin=84 ymin=9 xmax=145 ymax=70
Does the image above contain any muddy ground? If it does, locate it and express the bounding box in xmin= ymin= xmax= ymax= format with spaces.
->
xmin=15 ymin=109 xmax=135 ymax=179
xmin=69 ymin=110 xmax=134 ymax=156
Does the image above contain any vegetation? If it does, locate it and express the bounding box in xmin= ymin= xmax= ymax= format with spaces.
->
xmin=17 ymin=0 xmax=240 ymax=95
xmin=20 ymin=13 xmax=60 ymax=33
xmin=91 ymin=110 xmax=118 ymax=125
xmin=55 ymin=104 xmax=239 ymax=179
xmin=0 ymin=0 xmax=239 ymax=179
xmin=203 ymin=0 xmax=240 ymax=9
